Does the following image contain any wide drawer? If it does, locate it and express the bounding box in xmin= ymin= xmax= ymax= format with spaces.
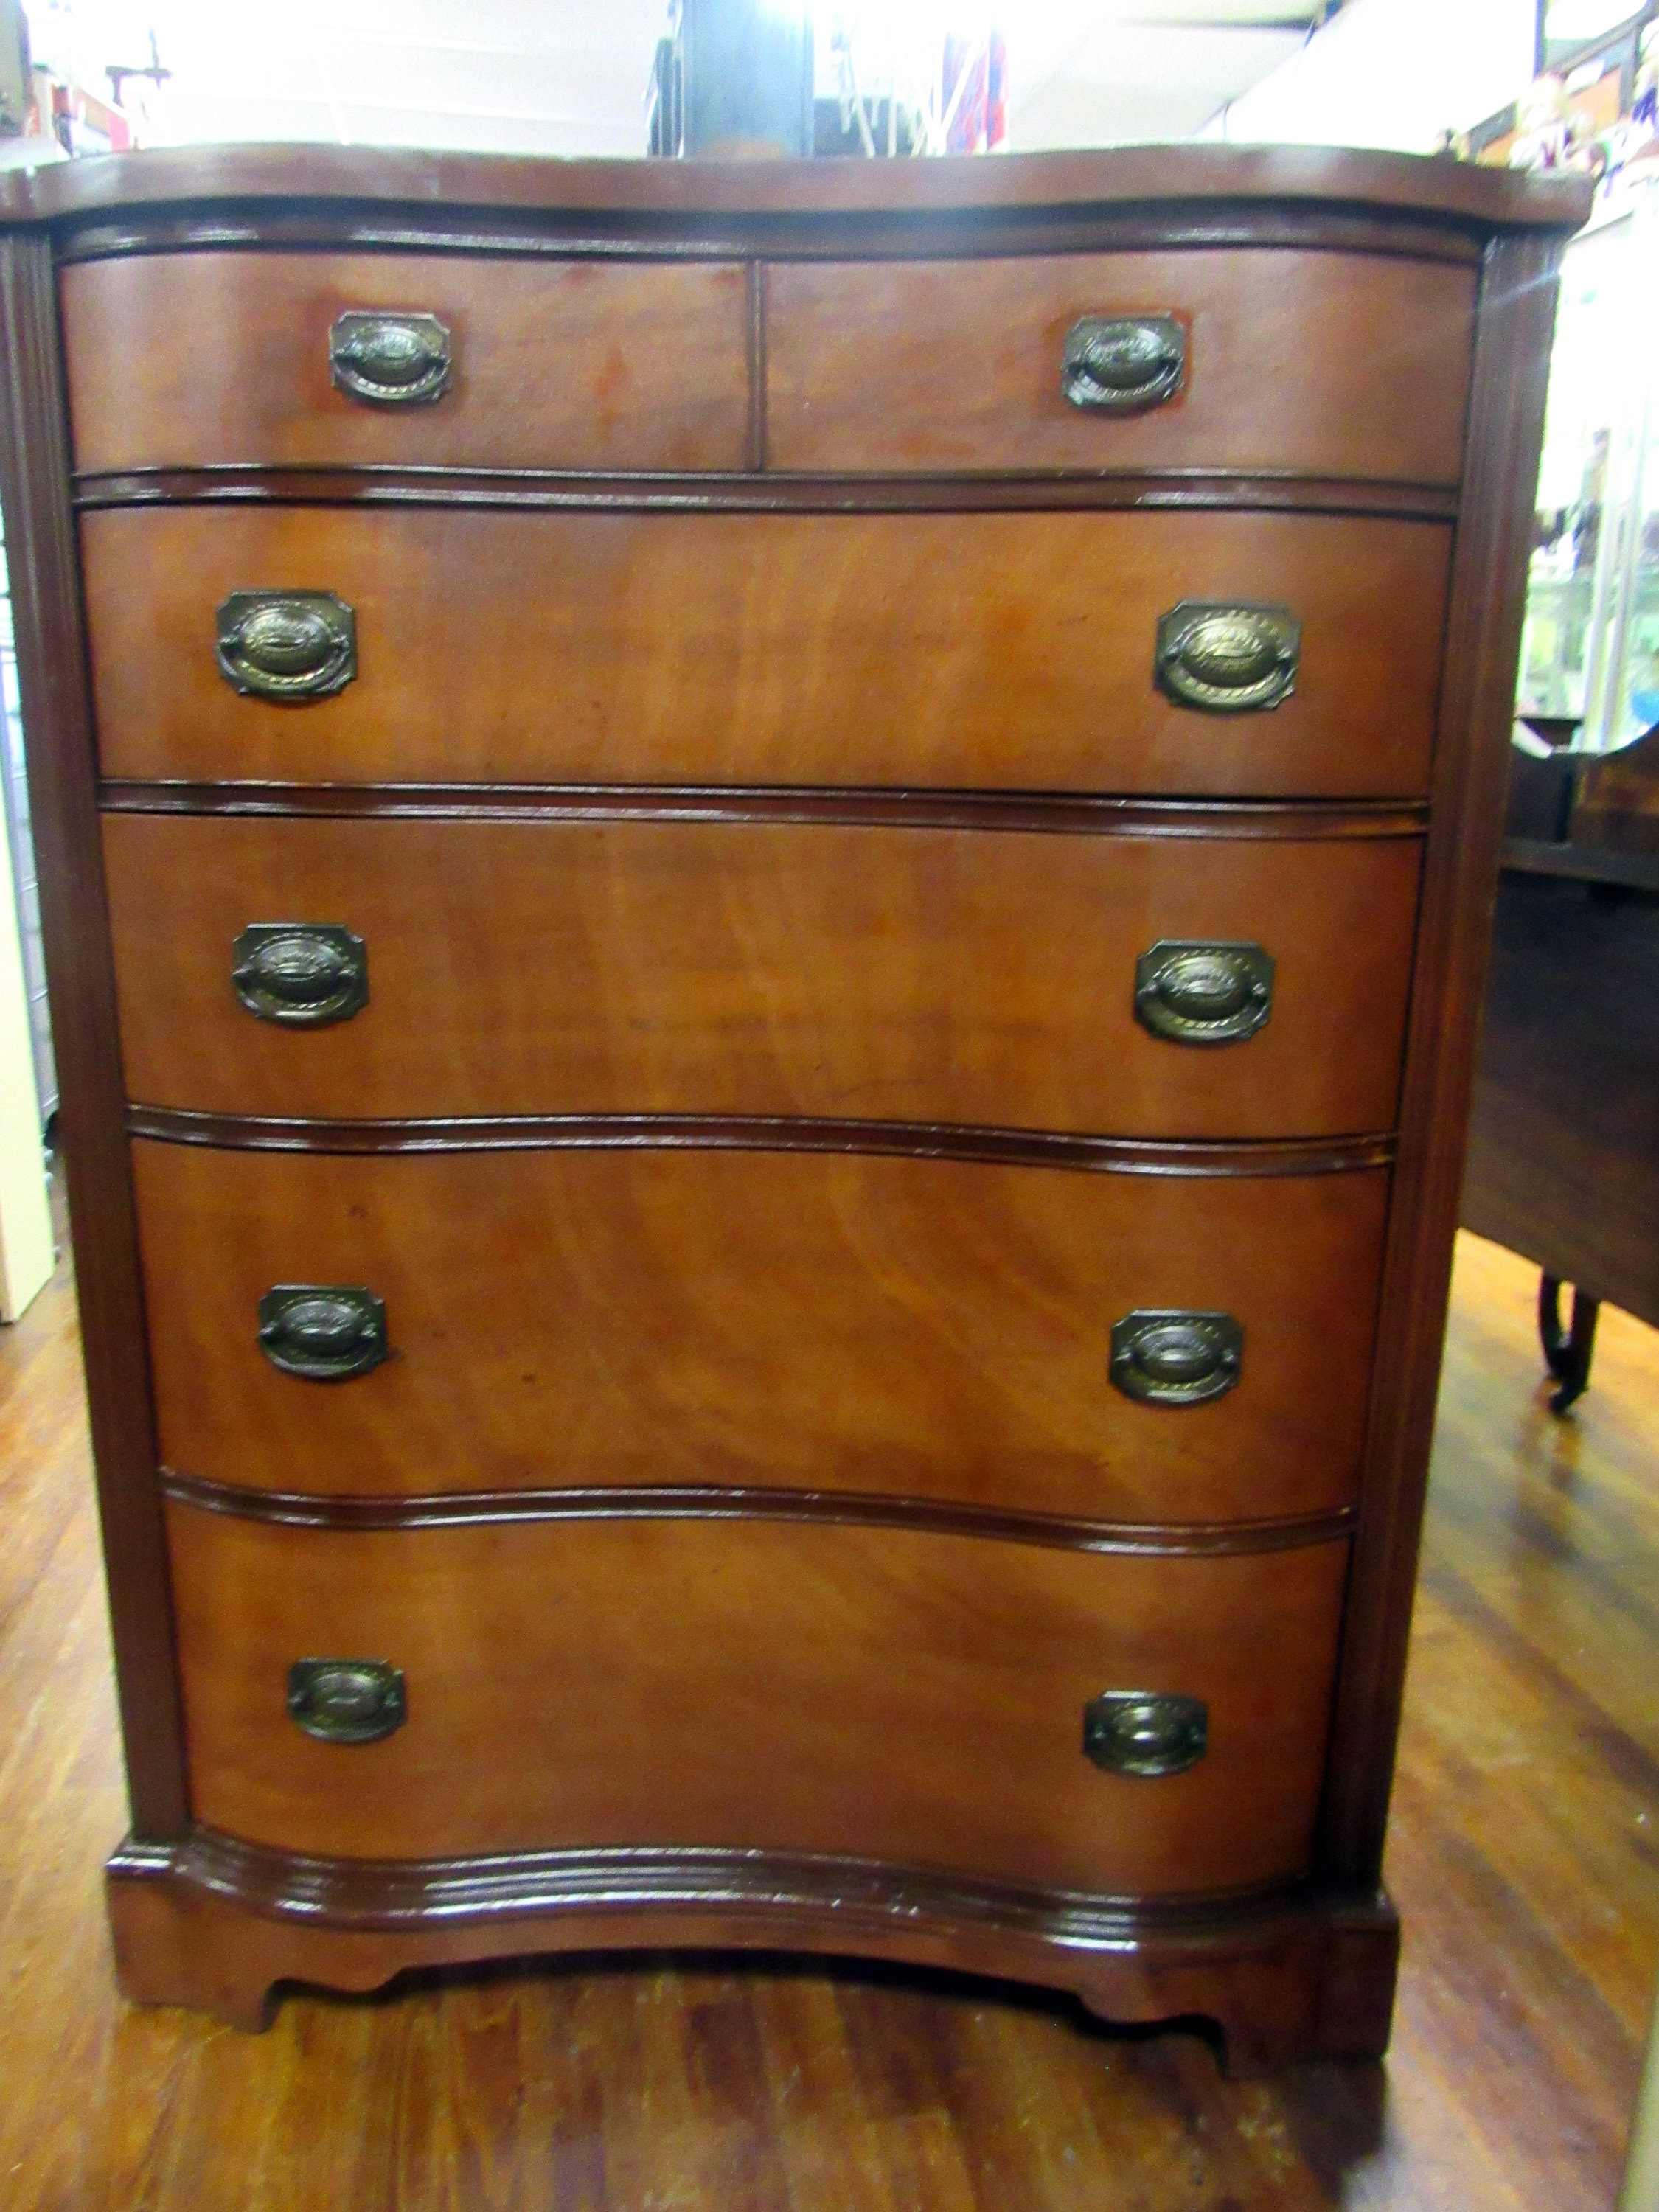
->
xmin=764 ymin=251 xmax=1475 ymax=481
xmin=166 ymin=1500 xmax=1349 ymax=1891
xmin=105 ymin=813 xmax=1420 ymax=1138
xmin=81 ymin=507 xmax=1451 ymax=799
xmin=61 ymin=252 xmax=751 ymax=474
xmin=134 ymin=1141 xmax=1390 ymax=1523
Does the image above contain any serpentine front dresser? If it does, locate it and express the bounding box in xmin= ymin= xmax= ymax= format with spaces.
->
xmin=0 ymin=145 xmax=1587 ymax=2070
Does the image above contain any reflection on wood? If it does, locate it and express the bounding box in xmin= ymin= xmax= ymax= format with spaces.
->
xmin=0 ymin=1223 xmax=1651 ymax=2208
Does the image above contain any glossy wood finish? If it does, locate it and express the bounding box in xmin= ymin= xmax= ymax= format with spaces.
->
xmin=1321 ymin=233 xmax=1571 ymax=1884
xmin=0 ymin=151 xmax=1587 ymax=2067
xmin=0 ymin=141 xmax=1591 ymax=232
xmin=62 ymin=252 xmax=752 ymax=476
xmin=80 ymin=506 xmax=1453 ymax=797
xmin=0 ymin=234 xmax=189 ymax=1835
xmin=105 ymin=812 xmax=1422 ymax=1135
xmin=164 ymin=1499 xmax=1348 ymax=1888
xmin=765 ymin=252 xmax=1475 ymax=481
xmin=1463 ymin=873 xmax=1659 ymax=1328
xmin=3 ymin=1227 xmax=1651 ymax=2199
xmin=132 ymin=1140 xmax=1390 ymax=1523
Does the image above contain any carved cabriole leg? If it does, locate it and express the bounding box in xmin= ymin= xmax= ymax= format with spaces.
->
xmin=107 ymin=1834 xmax=1397 ymax=2074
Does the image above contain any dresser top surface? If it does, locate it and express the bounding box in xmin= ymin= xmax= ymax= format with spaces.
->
xmin=0 ymin=141 xmax=1591 ymax=238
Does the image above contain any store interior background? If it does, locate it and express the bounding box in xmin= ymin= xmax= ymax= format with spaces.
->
xmin=0 ymin=5 xmax=1655 ymax=2209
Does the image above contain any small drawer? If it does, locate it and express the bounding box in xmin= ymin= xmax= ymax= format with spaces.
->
xmin=765 ymin=250 xmax=1475 ymax=482
xmin=83 ymin=506 xmax=1451 ymax=799
xmin=166 ymin=1499 xmax=1349 ymax=1893
xmin=61 ymin=251 xmax=751 ymax=474
xmin=133 ymin=1140 xmax=1390 ymax=1526
xmin=104 ymin=812 xmax=1422 ymax=1139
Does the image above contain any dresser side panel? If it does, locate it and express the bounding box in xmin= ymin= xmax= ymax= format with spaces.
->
xmin=0 ymin=232 xmax=187 ymax=1836
xmin=1319 ymin=232 xmax=1570 ymax=1883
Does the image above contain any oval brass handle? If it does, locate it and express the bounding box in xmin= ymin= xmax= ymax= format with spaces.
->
xmin=1155 ymin=602 xmax=1301 ymax=713
xmin=1062 ymin=315 xmax=1186 ymax=411
xmin=1110 ymin=1310 xmax=1242 ymax=1407
xmin=288 ymin=1658 xmax=406 ymax=1745
xmin=1083 ymin=1691 xmax=1208 ymax=1778
xmin=216 ymin=591 xmax=358 ymax=703
xmin=258 ymin=1285 xmax=389 ymax=1382
xmin=232 ymin=923 xmax=367 ymax=1026
xmin=1135 ymin=940 xmax=1273 ymax=1046
xmin=330 ymin=310 xmax=451 ymax=405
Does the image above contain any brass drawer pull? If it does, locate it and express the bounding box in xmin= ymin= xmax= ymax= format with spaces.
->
xmin=232 ymin=923 xmax=367 ymax=1026
xmin=1083 ymin=1691 xmax=1208 ymax=1778
xmin=330 ymin=310 xmax=452 ymax=406
xmin=1062 ymin=315 xmax=1186 ymax=411
xmin=257 ymin=1285 xmax=388 ymax=1382
xmin=1135 ymin=939 xmax=1273 ymax=1046
xmin=1110 ymin=1310 xmax=1242 ymax=1407
xmin=288 ymin=1658 xmax=406 ymax=1745
xmin=1155 ymin=602 xmax=1300 ymax=713
xmin=215 ymin=590 xmax=358 ymax=703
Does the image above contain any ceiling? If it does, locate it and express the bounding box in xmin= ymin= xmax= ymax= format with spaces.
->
xmin=27 ymin=0 xmax=1327 ymax=157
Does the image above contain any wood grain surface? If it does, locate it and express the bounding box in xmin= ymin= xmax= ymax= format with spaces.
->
xmin=1320 ymin=234 xmax=1573 ymax=1887
xmin=132 ymin=1140 xmax=1390 ymax=1522
xmin=1462 ymin=873 xmax=1659 ymax=1328
xmin=0 ymin=234 xmax=190 ymax=1835
xmin=765 ymin=251 xmax=1475 ymax=481
xmin=62 ymin=252 xmax=752 ymax=476
xmin=80 ymin=505 xmax=1452 ymax=796
xmin=1 ymin=1220 xmax=1651 ymax=2203
xmin=103 ymin=813 xmax=1422 ymax=1137
xmin=164 ymin=1500 xmax=1348 ymax=1887
xmin=2 ymin=139 xmax=1594 ymax=232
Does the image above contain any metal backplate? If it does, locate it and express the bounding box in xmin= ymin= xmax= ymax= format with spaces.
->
xmin=215 ymin=590 xmax=358 ymax=703
xmin=1083 ymin=1691 xmax=1208 ymax=1778
xmin=1155 ymin=601 xmax=1301 ymax=712
xmin=287 ymin=1658 xmax=406 ymax=1745
xmin=1062 ymin=314 xmax=1186 ymax=411
xmin=329 ymin=310 xmax=452 ymax=406
xmin=1110 ymin=1310 xmax=1244 ymax=1407
xmin=1134 ymin=939 xmax=1274 ymax=1047
xmin=232 ymin=922 xmax=367 ymax=1026
xmin=257 ymin=1285 xmax=389 ymax=1382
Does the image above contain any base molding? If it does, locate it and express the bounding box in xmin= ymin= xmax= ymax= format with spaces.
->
xmin=107 ymin=1829 xmax=1397 ymax=2073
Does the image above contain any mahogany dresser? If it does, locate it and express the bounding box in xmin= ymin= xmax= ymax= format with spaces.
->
xmin=0 ymin=145 xmax=1587 ymax=2070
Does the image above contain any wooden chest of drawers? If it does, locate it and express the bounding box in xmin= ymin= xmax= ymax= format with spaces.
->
xmin=0 ymin=145 xmax=1586 ymax=2073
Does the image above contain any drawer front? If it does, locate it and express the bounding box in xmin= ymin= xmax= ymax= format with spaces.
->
xmin=83 ymin=507 xmax=1451 ymax=799
xmin=167 ymin=1500 xmax=1349 ymax=1891
xmin=135 ymin=1141 xmax=1390 ymax=1524
xmin=105 ymin=813 xmax=1421 ymax=1139
xmin=62 ymin=252 xmax=751 ymax=474
xmin=765 ymin=251 xmax=1475 ymax=481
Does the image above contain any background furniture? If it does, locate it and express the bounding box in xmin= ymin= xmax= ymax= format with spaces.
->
xmin=1464 ymin=170 xmax=1659 ymax=1406
xmin=0 ymin=145 xmax=1585 ymax=2072
xmin=1464 ymin=731 xmax=1659 ymax=1405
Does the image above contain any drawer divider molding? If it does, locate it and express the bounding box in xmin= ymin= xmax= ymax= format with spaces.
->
xmin=70 ymin=465 xmax=1464 ymax=524
xmin=157 ymin=1466 xmax=1358 ymax=1555
xmin=97 ymin=783 xmax=1430 ymax=839
xmin=122 ymin=1105 xmax=1395 ymax=1178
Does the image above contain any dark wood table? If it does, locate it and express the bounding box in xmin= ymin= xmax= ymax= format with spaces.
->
xmin=1461 ymin=727 xmax=1659 ymax=1405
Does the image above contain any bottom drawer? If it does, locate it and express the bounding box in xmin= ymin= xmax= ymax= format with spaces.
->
xmin=168 ymin=1503 xmax=1347 ymax=1896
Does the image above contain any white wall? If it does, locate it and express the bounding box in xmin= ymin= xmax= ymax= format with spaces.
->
xmin=0 ymin=803 xmax=52 ymax=1322
xmin=1200 ymin=0 xmax=1540 ymax=150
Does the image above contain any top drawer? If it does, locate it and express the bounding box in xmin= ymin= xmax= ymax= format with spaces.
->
xmin=765 ymin=250 xmax=1475 ymax=483
xmin=60 ymin=252 xmax=753 ymax=476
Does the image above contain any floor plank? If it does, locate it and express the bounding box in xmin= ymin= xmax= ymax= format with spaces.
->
xmin=0 ymin=1226 xmax=1653 ymax=2211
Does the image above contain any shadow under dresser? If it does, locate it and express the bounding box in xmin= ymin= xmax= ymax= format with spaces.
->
xmin=0 ymin=143 xmax=1587 ymax=2073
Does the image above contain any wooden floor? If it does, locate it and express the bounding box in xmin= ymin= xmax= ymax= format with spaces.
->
xmin=1 ymin=1224 xmax=1655 ymax=2211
